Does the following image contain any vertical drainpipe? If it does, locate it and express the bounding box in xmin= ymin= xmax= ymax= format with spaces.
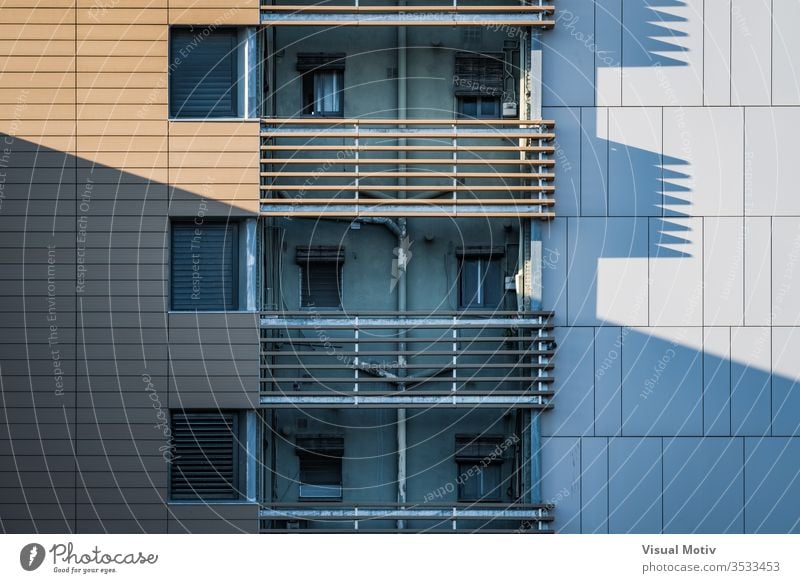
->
xmin=528 ymin=27 xmax=544 ymax=506
xmin=396 ymin=16 xmax=408 ymax=530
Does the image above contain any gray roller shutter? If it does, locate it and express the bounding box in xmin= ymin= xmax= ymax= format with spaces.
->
xmin=171 ymin=221 xmax=238 ymax=311
xmin=297 ymin=246 xmax=344 ymax=308
xmin=453 ymin=52 xmax=504 ymax=96
xmin=170 ymin=28 xmax=239 ymax=118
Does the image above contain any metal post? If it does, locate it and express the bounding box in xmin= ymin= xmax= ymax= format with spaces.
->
xmin=528 ymin=28 xmax=544 ymax=506
xmin=396 ymin=15 xmax=408 ymax=531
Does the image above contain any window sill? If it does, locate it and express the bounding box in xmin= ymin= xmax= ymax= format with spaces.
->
xmin=168 ymin=310 xmax=259 ymax=315
xmin=168 ymin=500 xmax=257 ymax=505
xmin=168 ymin=117 xmax=260 ymax=123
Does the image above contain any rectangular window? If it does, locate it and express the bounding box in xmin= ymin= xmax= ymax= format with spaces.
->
xmin=457 ymin=247 xmax=504 ymax=309
xmin=296 ymin=437 xmax=344 ymax=500
xmin=297 ymin=246 xmax=344 ymax=309
xmin=170 ymin=27 xmax=239 ymax=118
xmin=172 ymin=221 xmax=239 ymax=311
xmin=457 ymin=95 xmax=501 ymax=119
xmin=453 ymin=52 xmax=504 ymax=119
xmin=297 ymin=53 xmax=345 ymax=117
xmin=457 ymin=462 xmax=502 ymax=502
xmin=455 ymin=435 xmax=505 ymax=502
xmin=170 ymin=411 xmax=244 ymax=501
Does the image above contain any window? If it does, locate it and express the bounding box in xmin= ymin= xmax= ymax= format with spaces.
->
xmin=458 ymin=462 xmax=502 ymax=502
xmin=457 ymin=95 xmax=501 ymax=119
xmin=297 ymin=246 xmax=344 ymax=309
xmin=297 ymin=53 xmax=345 ymax=117
xmin=170 ymin=27 xmax=239 ymax=118
xmin=296 ymin=437 xmax=344 ymax=500
xmin=172 ymin=221 xmax=238 ymax=311
xmin=170 ymin=411 xmax=244 ymax=501
xmin=455 ymin=435 xmax=505 ymax=502
xmin=457 ymin=247 xmax=504 ymax=309
xmin=453 ymin=52 xmax=504 ymax=119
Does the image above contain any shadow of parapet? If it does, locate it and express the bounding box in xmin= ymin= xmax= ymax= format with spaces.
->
xmin=539 ymin=323 xmax=799 ymax=534
xmin=543 ymin=0 xmax=696 ymax=255
xmin=621 ymin=0 xmax=691 ymax=68
xmin=0 ymin=134 xmax=256 ymax=534
xmin=537 ymin=1 xmax=800 ymax=534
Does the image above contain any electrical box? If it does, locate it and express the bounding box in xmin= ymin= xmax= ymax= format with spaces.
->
xmin=502 ymin=101 xmax=518 ymax=117
xmin=505 ymin=276 xmax=517 ymax=291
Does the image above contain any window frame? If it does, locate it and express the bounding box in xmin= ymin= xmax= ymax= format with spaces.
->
xmin=301 ymin=69 xmax=344 ymax=117
xmin=296 ymin=246 xmax=345 ymax=310
xmin=296 ymin=436 xmax=344 ymax=501
xmin=456 ymin=95 xmax=501 ymax=119
xmin=457 ymin=250 xmax=504 ymax=310
xmin=456 ymin=461 xmax=503 ymax=502
xmin=168 ymin=26 xmax=240 ymax=119
xmin=170 ymin=220 xmax=240 ymax=312
xmin=296 ymin=53 xmax=346 ymax=118
xmin=454 ymin=434 xmax=506 ymax=502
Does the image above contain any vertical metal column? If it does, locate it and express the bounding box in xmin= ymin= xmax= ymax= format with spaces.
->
xmin=528 ymin=27 xmax=544 ymax=506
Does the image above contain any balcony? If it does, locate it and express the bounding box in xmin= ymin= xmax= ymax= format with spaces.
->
xmin=259 ymin=310 xmax=555 ymax=408
xmin=259 ymin=502 xmax=554 ymax=533
xmin=260 ymin=118 xmax=556 ymax=218
xmin=260 ymin=2 xmax=556 ymax=28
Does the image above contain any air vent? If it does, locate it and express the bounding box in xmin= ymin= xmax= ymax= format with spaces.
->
xmin=170 ymin=411 xmax=241 ymax=500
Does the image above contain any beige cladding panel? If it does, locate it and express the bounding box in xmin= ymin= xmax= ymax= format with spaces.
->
xmin=169 ymin=1 xmax=260 ymax=25
xmin=168 ymin=121 xmax=260 ymax=213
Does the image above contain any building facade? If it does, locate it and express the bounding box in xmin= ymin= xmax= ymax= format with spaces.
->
xmin=2 ymin=0 xmax=800 ymax=534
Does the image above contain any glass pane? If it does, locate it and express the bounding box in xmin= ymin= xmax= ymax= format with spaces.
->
xmin=459 ymin=258 xmax=481 ymax=308
xmin=459 ymin=96 xmax=478 ymax=118
xmin=315 ymin=70 xmax=342 ymax=115
xmin=458 ymin=462 xmax=502 ymax=501
xmin=480 ymin=97 xmax=499 ymax=117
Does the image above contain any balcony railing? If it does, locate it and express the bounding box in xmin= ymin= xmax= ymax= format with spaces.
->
xmin=259 ymin=310 xmax=554 ymax=408
xmin=259 ymin=502 xmax=554 ymax=533
xmin=260 ymin=118 xmax=555 ymax=218
xmin=260 ymin=3 xmax=556 ymax=27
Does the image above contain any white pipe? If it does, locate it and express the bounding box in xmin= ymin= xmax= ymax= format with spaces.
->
xmin=396 ymin=15 xmax=408 ymax=530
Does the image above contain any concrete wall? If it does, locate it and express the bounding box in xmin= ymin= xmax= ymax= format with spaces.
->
xmin=540 ymin=0 xmax=800 ymax=533
xmin=272 ymin=26 xmax=521 ymax=119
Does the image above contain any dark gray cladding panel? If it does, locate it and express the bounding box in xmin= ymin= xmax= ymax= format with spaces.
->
xmin=75 ymin=520 xmax=168 ymax=534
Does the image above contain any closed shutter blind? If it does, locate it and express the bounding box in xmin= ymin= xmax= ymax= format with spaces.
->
xmin=172 ymin=222 xmax=238 ymax=311
xmin=297 ymin=247 xmax=344 ymax=308
xmin=455 ymin=435 xmax=505 ymax=461
xmin=296 ymin=52 xmax=346 ymax=71
xmin=300 ymin=262 xmax=342 ymax=308
xmin=299 ymin=456 xmax=342 ymax=485
xmin=453 ymin=52 xmax=504 ymax=96
xmin=170 ymin=412 xmax=240 ymax=500
xmin=170 ymin=28 xmax=238 ymax=118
